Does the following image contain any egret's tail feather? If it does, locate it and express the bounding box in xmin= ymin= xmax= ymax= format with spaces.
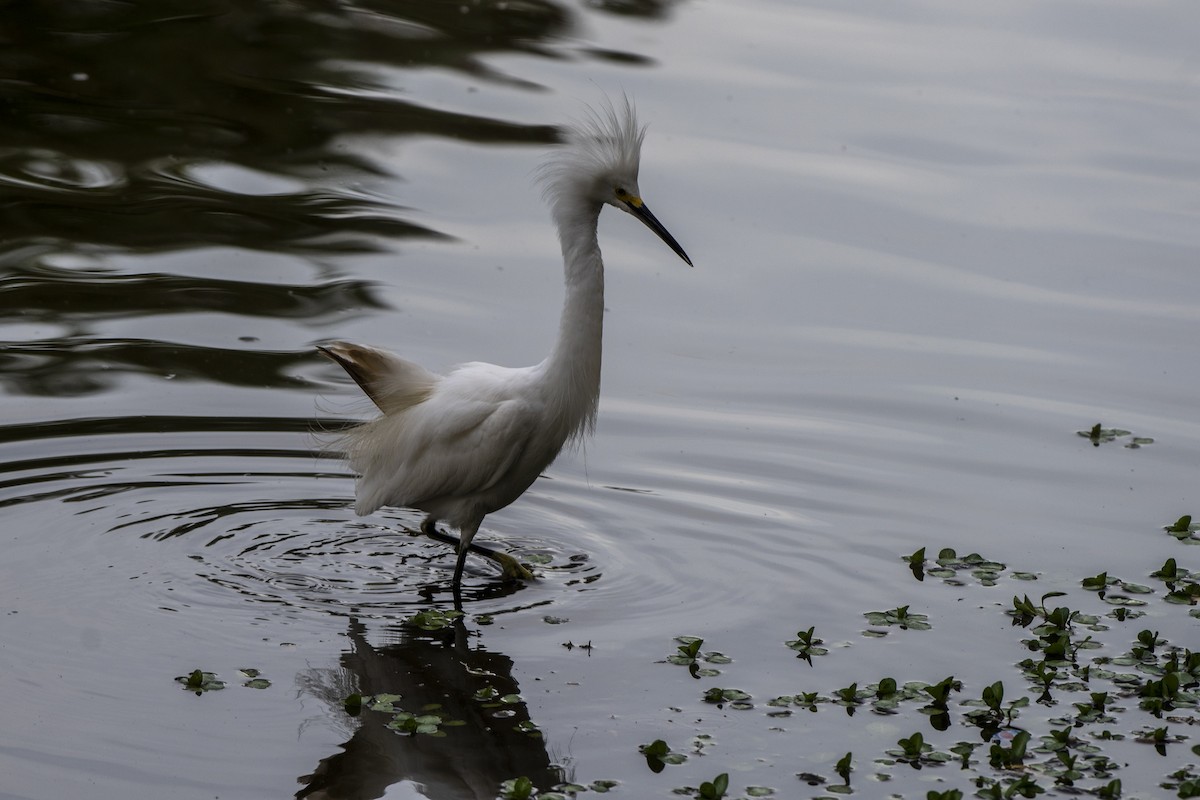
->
xmin=318 ymin=341 xmax=439 ymax=414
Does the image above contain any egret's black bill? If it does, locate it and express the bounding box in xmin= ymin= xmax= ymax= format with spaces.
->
xmin=630 ymin=202 xmax=692 ymax=266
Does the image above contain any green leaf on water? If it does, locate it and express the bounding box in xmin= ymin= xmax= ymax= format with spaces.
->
xmin=1167 ymin=514 xmax=1193 ymax=532
xmin=864 ymin=606 xmax=932 ymax=631
xmin=1078 ymin=424 xmax=1131 ymax=445
xmin=175 ymin=669 xmax=224 ymax=694
xmin=407 ymin=608 xmax=464 ymax=631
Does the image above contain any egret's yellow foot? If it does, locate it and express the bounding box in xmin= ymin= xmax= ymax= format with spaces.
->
xmin=488 ymin=550 xmax=535 ymax=581
xmin=415 ymin=522 xmax=533 ymax=581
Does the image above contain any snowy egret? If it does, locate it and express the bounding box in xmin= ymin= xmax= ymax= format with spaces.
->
xmin=320 ymin=98 xmax=691 ymax=589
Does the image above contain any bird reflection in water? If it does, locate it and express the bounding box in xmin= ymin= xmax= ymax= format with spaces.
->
xmin=297 ymin=617 xmax=567 ymax=800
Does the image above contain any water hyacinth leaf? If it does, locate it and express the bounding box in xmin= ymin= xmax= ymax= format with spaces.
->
xmin=407 ymin=608 xmax=464 ymax=630
xmin=835 ymin=751 xmax=852 ymax=783
xmin=369 ymin=693 xmax=403 ymax=712
xmin=1102 ymin=595 xmax=1148 ymax=607
xmin=1151 ymin=558 xmax=1180 ymax=581
xmin=904 ymin=547 xmax=926 ymax=580
xmin=499 ymin=776 xmax=534 ymax=800
xmin=696 ymin=772 xmax=729 ymax=800
xmin=863 ymin=606 xmax=931 ymax=631
xmin=176 ymin=669 xmax=224 ymax=694
xmin=668 ymin=637 xmax=704 ymax=665
xmin=1078 ymin=424 xmax=1131 ymax=445
xmin=640 ymin=739 xmax=687 ymax=773
xmin=1166 ymin=514 xmax=1193 ymax=533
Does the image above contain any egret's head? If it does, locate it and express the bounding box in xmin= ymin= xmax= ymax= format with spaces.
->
xmin=538 ymin=96 xmax=692 ymax=266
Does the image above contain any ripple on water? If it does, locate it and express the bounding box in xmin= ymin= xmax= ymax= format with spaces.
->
xmin=0 ymin=148 xmax=127 ymax=192
xmin=0 ymin=417 xmax=609 ymax=622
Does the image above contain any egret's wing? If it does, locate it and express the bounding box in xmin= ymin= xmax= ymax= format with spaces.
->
xmin=349 ymin=375 xmax=541 ymax=517
xmin=319 ymin=341 xmax=438 ymax=414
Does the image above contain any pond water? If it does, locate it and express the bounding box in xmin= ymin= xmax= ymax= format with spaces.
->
xmin=2 ymin=2 xmax=1198 ymax=799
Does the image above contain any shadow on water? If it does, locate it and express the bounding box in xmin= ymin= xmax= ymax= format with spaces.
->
xmin=298 ymin=616 xmax=562 ymax=800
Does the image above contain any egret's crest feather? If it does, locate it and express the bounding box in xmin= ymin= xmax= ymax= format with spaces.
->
xmin=537 ymin=94 xmax=646 ymax=205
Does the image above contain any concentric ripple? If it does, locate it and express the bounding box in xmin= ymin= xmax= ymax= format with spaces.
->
xmin=0 ymin=415 xmax=601 ymax=622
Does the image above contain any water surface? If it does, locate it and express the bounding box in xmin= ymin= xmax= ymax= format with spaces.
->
xmin=2 ymin=2 xmax=1199 ymax=799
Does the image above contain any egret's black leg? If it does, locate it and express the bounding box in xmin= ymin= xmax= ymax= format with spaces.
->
xmin=418 ymin=516 xmax=533 ymax=582
xmin=453 ymin=546 xmax=470 ymax=588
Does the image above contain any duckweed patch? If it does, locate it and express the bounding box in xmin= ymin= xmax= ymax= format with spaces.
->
xmin=639 ymin=522 xmax=1199 ymax=798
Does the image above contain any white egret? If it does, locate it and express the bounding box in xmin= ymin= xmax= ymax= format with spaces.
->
xmin=320 ymin=98 xmax=691 ymax=589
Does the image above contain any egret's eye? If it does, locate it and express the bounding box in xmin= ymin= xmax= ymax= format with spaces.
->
xmin=615 ymin=186 xmax=628 ymax=199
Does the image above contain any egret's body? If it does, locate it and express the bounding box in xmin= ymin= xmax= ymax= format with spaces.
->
xmin=321 ymin=98 xmax=691 ymax=588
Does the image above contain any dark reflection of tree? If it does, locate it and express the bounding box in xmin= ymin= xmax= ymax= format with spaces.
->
xmin=0 ymin=1 xmax=567 ymax=257
xmin=0 ymin=0 xmax=682 ymax=396
xmin=0 ymin=267 xmax=384 ymax=394
xmin=584 ymin=0 xmax=688 ymax=19
xmin=297 ymin=617 xmax=564 ymax=800
xmin=1 ymin=267 xmax=381 ymax=321
xmin=2 ymin=337 xmax=322 ymax=396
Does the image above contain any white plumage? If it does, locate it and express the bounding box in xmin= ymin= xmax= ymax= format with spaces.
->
xmin=320 ymin=97 xmax=691 ymax=589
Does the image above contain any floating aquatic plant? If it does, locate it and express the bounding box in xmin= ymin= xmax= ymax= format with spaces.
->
xmin=406 ymin=608 xmax=464 ymax=631
xmin=1165 ymin=514 xmax=1199 ymax=544
xmin=1078 ymin=423 xmax=1153 ymax=448
xmin=175 ymin=669 xmax=224 ymax=695
xmin=639 ymin=738 xmax=687 ymax=773
xmin=784 ymin=626 xmax=828 ymax=664
xmin=863 ymin=605 xmax=931 ymax=632
xmin=665 ymin=636 xmax=730 ymax=678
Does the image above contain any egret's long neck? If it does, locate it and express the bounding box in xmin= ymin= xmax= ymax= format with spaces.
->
xmin=543 ymin=198 xmax=605 ymax=442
